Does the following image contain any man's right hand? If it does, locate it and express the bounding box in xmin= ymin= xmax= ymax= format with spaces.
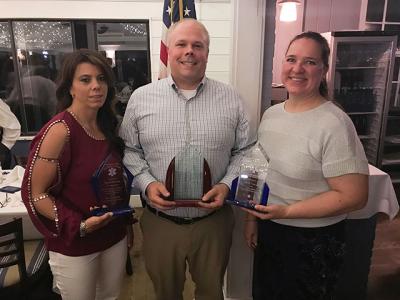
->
xmin=146 ymin=181 xmax=176 ymax=210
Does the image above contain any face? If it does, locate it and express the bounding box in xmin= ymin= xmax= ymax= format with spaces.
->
xmin=69 ymin=62 xmax=108 ymax=110
xmin=168 ymin=21 xmax=209 ymax=89
xmin=281 ymin=38 xmax=327 ymax=99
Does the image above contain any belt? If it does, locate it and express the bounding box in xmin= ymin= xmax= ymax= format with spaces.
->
xmin=146 ymin=205 xmax=215 ymax=225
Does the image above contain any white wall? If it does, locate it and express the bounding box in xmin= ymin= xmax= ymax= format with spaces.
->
xmin=0 ymin=0 xmax=233 ymax=84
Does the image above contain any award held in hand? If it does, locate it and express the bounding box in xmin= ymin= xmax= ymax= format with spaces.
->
xmin=91 ymin=153 xmax=134 ymax=211
xmin=226 ymin=146 xmax=269 ymax=210
xmin=164 ymin=146 xmax=211 ymax=207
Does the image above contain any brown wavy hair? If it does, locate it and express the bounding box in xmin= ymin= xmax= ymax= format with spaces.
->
xmin=56 ymin=49 xmax=124 ymax=156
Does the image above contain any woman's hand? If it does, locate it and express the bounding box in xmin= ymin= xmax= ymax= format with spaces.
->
xmin=244 ymin=219 xmax=258 ymax=249
xmin=242 ymin=204 xmax=290 ymax=220
xmin=84 ymin=212 xmax=114 ymax=234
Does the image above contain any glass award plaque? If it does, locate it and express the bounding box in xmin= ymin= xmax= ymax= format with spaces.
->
xmin=164 ymin=146 xmax=211 ymax=207
xmin=91 ymin=153 xmax=134 ymax=209
xmin=226 ymin=146 xmax=269 ymax=210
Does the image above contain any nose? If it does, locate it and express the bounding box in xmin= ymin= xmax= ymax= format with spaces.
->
xmin=292 ymin=61 xmax=304 ymax=73
xmin=184 ymin=45 xmax=194 ymax=55
xmin=91 ymin=79 xmax=101 ymax=89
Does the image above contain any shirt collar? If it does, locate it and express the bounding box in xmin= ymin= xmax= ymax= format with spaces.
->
xmin=168 ymin=75 xmax=206 ymax=93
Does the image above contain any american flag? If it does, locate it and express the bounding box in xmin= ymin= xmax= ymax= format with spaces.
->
xmin=159 ymin=0 xmax=197 ymax=79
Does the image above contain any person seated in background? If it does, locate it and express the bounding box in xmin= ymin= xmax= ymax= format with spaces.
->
xmin=21 ymin=49 xmax=133 ymax=300
xmin=7 ymin=65 xmax=57 ymax=131
xmin=243 ymin=31 xmax=369 ymax=300
xmin=0 ymin=98 xmax=21 ymax=169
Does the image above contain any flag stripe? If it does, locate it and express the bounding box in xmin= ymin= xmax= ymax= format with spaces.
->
xmin=179 ymin=0 xmax=184 ymax=19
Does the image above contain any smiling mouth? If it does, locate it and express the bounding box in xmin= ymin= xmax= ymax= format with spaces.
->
xmin=289 ymin=77 xmax=306 ymax=82
xmin=180 ymin=60 xmax=197 ymax=66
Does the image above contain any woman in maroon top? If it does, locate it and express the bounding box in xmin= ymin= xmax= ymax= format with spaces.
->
xmin=21 ymin=49 xmax=132 ymax=300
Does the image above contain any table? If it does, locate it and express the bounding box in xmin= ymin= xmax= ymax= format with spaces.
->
xmin=225 ymin=164 xmax=399 ymax=300
xmin=0 ymin=166 xmax=42 ymax=240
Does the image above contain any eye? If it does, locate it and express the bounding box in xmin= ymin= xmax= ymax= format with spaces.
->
xmin=98 ymin=75 xmax=106 ymax=82
xmin=193 ymin=43 xmax=204 ymax=49
xmin=80 ymin=77 xmax=90 ymax=83
xmin=176 ymin=42 xmax=185 ymax=47
xmin=305 ymin=60 xmax=317 ymax=65
xmin=285 ymin=57 xmax=295 ymax=63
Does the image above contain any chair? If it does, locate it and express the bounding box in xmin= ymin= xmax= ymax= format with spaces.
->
xmin=0 ymin=218 xmax=57 ymax=299
xmin=0 ymin=218 xmax=27 ymax=298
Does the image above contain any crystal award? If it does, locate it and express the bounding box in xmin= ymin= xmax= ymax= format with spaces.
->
xmin=91 ymin=153 xmax=134 ymax=208
xmin=164 ymin=146 xmax=211 ymax=207
xmin=226 ymin=146 xmax=269 ymax=210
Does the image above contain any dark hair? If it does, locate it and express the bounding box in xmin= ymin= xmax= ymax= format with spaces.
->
xmin=56 ymin=49 xmax=124 ymax=157
xmin=286 ymin=31 xmax=330 ymax=98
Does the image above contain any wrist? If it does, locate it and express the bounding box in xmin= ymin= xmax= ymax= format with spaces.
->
xmin=79 ymin=220 xmax=87 ymax=237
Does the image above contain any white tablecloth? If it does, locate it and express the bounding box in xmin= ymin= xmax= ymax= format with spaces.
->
xmin=348 ymin=164 xmax=399 ymax=219
xmin=0 ymin=166 xmax=42 ymax=240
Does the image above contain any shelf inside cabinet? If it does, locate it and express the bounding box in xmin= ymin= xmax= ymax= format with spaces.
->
xmin=348 ymin=112 xmax=378 ymax=116
xmin=382 ymin=152 xmax=400 ymax=165
xmin=359 ymin=134 xmax=376 ymax=140
xmin=385 ymin=135 xmax=400 ymax=145
xmin=336 ymin=66 xmax=380 ymax=70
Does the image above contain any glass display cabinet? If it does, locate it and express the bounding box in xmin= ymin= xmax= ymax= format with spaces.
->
xmin=322 ymin=31 xmax=397 ymax=167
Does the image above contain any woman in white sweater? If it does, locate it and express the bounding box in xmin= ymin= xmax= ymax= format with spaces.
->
xmin=244 ymin=31 xmax=369 ymax=300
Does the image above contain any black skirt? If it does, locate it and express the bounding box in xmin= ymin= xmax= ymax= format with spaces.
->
xmin=253 ymin=219 xmax=346 ymax=300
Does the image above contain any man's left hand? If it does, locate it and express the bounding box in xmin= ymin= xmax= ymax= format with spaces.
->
xmin=198 ymin=183 xmax=230 ymax=209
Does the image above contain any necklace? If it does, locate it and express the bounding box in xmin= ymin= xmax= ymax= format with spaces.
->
xmin=67 ymin=110 xmax=106 ymax=141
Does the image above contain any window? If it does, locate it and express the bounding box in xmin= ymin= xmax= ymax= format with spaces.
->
xmin=96 ymin=22 xmax=151 ymax=116
xmin=0 ymin=19 xmax=151 ymax=134
xmin=8 ymin=21 xmax=73 ymax=132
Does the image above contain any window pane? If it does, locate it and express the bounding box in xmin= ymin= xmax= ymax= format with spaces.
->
xmin=96 ymin=22 xmax=151 ymax=117
xmin=0 ymin=22 xmax=14 ymax=101
xmin=383 ymin=25 xmax=400 ymax=50
xmin=386 ymin=0 xmax=400 ymax=22
xmin=365 ymin=23 xmax=382 ymax=31
xmin=393 ymin=57 xmax=400 ymax=82
xmin=10 ymin=21 xmax=73 ymax=132
xmin=366 ymin=0 xmax=384 ymax=22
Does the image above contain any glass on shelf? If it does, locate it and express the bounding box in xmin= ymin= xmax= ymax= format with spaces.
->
xmin=334 ymin=87 xmax=376 ymax=113
xmin=349 ymin=115 xmax=370 ymax=136
xmin=336 ymin=42 xmax=391 ymax=68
